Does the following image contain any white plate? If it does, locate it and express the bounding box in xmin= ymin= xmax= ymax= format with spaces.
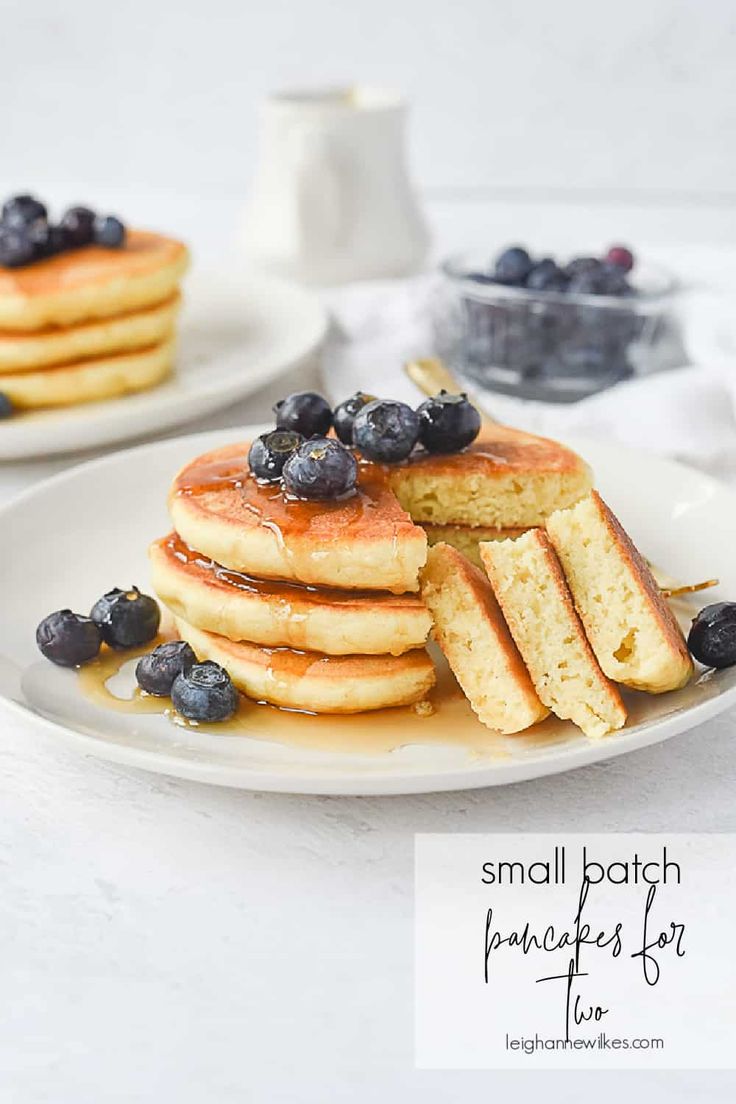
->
xmin=0 ymin=273 xmax=327 ymax=459
xmin=1 ymin=426 xmax=735 ymax=795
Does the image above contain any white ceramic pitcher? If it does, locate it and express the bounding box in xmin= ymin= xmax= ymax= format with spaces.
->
xmin=242 ymin=86 xmax=430 ymax=285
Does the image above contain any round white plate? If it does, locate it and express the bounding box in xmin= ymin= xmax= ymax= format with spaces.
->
xmin=0 ymin=273 xmax=327 ymax=459
xmin=1 ymin=426 xmax=735 ymax=795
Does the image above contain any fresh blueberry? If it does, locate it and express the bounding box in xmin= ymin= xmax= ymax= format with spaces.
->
xmin=606 ymin=244 xmax=634 ymax=273
xmin=564 ymin=256 xmax=601 ymax=280
xmin=525 ymin=258 xmax=568 ymax=292
xmin=352 ymin=399 xmax=420 ymax=463
xmin=171 ymin=661 xmax=239 ymax=722
xmin=90 ymin=586 xmax=160 ymax=649
xmin=417 ymin=391 xmax=481 ymax=453
xmin=274 ymin=392 xmax=333 ymax=438
xmin=2 ymin=194 xmax=47 ymax=226
xmin=36 ymin=609 xmax=102 ymax=667
xmin=493 ymin=246 xmax=533 ymax=286
xmin=688 ymin=603 xmax=736 ymax=669
xmin=94 ymin=215 xmax=126 ymax=248
xmin=59 ymin=205 xmax=96 ymax=248
xmin=135 ymin=640 xmax=196 ymax=696
xmin=0 ymin=225 xmax=35 ymax=268
xmin=0 ymin=393 xmax=14 ymax=418
xmin=43 ymin=224 xmax=67 ymax=257
xmin=26 ymin=218 xmax=54 ymax=259
xmin=282 ymin=437 xmax=358 ymax=499
xmin=568 ymin=267 xmax=626 ymax=297
xmin=333 ymin=391 xmax=376 ymax=445
xmin=248 ymin=429 xmax=304 ymax=482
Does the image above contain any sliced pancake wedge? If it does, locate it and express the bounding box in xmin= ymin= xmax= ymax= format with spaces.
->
xmin=169 ymin=443 xmax=428 ymax=593
xmin=422 ymin=523 xmax=528 ymax=569
xmin=150 ymin=534 xmax=432 ymax=656
xmin=0 ymin=230 xmax=188 ymax=331
xmin=0 ymin=338 xmax=173 ymax=408
xmin=175 ymin=617 xmax=436 ymax=714
xmin=421 ymin=543 xmax=548 ymax=734
xmin=480 ymin=530 xmax=627 ymax=738
xmin=0 ymin=293 xmax=180 ymax=373
xmin=545 ymin=491 xmax=693 ymax=693
xmin=388 ymin=423 xmax=592 ymax=528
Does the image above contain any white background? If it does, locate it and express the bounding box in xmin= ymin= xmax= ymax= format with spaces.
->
xmin=2 ymin=2 xmax=736 ymax=1101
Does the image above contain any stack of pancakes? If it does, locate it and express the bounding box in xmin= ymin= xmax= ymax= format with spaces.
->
xmin=149 ymin=424 xmax=592 ymax=714
xmin=0 ymin=230 xmax=188 ymax=410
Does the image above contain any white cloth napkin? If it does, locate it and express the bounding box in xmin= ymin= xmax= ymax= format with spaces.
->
xmin=322 ymin=275 xmax=736 ymax=477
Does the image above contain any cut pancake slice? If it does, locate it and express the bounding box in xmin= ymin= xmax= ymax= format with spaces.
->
xmin=175 ymin=617 xmax=436 ymax=714
xmin=545 ymin=491 xmax=693 ymax=693
xmin=421 ymin=543 xmax=548 ymax=734
xmin=0 ymin=293 xmax=180 ymax=373
xmin=480 ymin=530 xmax=627 ymax=738
xmin=388 ymin=422 xmax=592 ymax=528
xmin=170 ymin=443 xmax=428 ymax=593
xmin=0 ymin=338 xmax=174 ymax=408
xmin=422 ymin=523 xmax=528 ymax=569
xmin=150 ymin=533 xmax=432 ymax=656
xmin=0 ymin=230 xmax=189 ymax=331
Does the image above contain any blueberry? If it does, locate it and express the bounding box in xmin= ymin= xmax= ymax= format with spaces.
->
xmin=417 ymin=391 xmax=482 ymax=453
xmin=333 ymin=391 xmax=376 ymax=445
xmin=564 ymin=256 xmax=602 ymax=281
xmin=90 ymin=586 xmax=160 ymax=649
xmin=493 ymin=246 xmax=533 ymax=286
xmin=0 ymin=393 xmax=14 ymax=418
xmin=248 ymin=429 xmax=304 ymax=482
xmin=688 ymin=603 xmax=736 ymax=669
xmin=274 ymin=392 xmax=333 ymax=437
xmin=568 ymin=268 xmax=620 ymax=297
xmin=352 ymin=399 xmax=420 ymax=463
xmin=136 ymin=640 xmax=196 ymax=696
xmin=0 ymin=225 xmax=34 ymax=268
xmin=2 ymin=194 xmax=47 ymax=226
xmin=27 ymin=218 xmax=54 ymax=259
xmin=36 ymin=609 xmax=102 ymax=667
xmin=525 ymin=258 xmax=568 ymax=292
xmin=606 ymin=244 xmax=634 ymax=273
xmin=171 ymin=661 xmax=239 ymax=722
xmin=59 ymin=205 xmax=96 ymax=248
xmin=282 ymin=437 xmax=358 ymax=499
xmin=94 ymin=215 xmax=126 ymax=248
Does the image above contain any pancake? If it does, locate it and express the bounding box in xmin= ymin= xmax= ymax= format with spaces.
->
xmin=388 ymin=422 xmax=592 ymax=528
xmin=150 ymin=533 xmax=432 ymax=656
xmin=480 ymin=530 xmax=627 ymax=738
xmin=0 ymin=338 xmax=173 ymax=408
xmin=421 ymin=543 xmax=548 ymax=733
xmin=0 ymin=293 xmax=180 ymax=373
xmin=175 ymin=617 xmax=436 ymax=713
xmin=422 ymin=523 xmax=528 ymax=568
xmin=169 ymin=443 xmax=428 ymax=593
xmin=545 ymin=491 xmax=693 ymax=693
xmin=169 ymin=427 xmax=591 ymax=592
xmin=0 ymin=230 xmax=189 ymax=331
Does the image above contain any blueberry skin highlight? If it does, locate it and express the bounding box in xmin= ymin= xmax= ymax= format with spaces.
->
xmin=282 ymin=437 xmax=358 ymax=500
xmin=59 ymin=205 xmax=96 ymax=248
xmin=2 ymin=194 xmax=47 ymax=226
xmin=352 ymin=399 xmax=420 ymax=463
xmin=36 ymin=609 xmax=102 ymax=667
xmin=90 ymin=587 xmax=160 ymax=649
xmin=274 ymin=392 xmax=333 ymax=438
xmin=493 ymin=245 xmax=532 ymax=286
xmin=171 ymin=661 xmax=239 ymax=722
xmin=688 ymin=603 xmax=736 ymax=669
xmin=248 ymin=429 xmax=304 ymax=482
xmin=136 ymin=640 xmax=196 ymax=696
xmin=94 ymin=215 xmax=126 ymax=248
xmin=333 ymin=391 xmax=376 ymax=445
xmin=417 ymin=392 xmax=482 ymax=454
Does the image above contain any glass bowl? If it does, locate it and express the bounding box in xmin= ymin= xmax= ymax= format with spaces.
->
xmin=436 ymin=251 xmax=682 ymax=403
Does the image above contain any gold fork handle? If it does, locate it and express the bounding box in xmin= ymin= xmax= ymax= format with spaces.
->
xmin=404 ymin=357 xmax=498 ymax=425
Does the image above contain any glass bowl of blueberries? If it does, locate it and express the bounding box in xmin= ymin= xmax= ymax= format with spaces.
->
xmin=438 ymin=244 xmax=682 ymax=402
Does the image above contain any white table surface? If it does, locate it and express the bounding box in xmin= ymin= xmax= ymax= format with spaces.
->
xmin=1 ymin=200 xmax=735 ymax=1103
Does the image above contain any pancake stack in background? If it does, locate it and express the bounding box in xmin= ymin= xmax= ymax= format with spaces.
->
xmin=0 ymin=195 xmax=188 ymax=415
xmin=147 ymin=422 xmax=593 ymax=715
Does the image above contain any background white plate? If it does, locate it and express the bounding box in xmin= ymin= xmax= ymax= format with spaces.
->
xmin=1 ymin=426 xmax=735 ymax=795
xmin=0 ymin=273 xmax=327 ymax=459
